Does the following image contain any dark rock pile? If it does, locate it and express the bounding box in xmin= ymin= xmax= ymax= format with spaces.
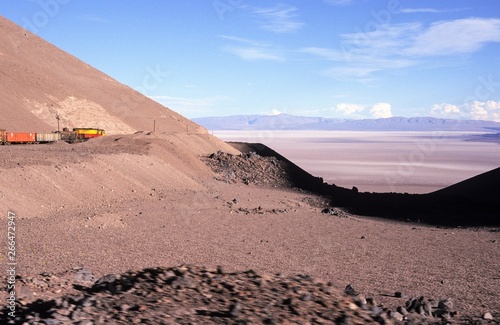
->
xmin=321 ymin=207 xmax=349 ymax=218
xmin=203 ymin=151 xmax=294 ymax=188
xmin=2 ymin=265 xmax=486 ymax=324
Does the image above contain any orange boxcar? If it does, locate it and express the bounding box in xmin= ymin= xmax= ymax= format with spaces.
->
xmin=6 ymin=132 xmax=36 ymax=143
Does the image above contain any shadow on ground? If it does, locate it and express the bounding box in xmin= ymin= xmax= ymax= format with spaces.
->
xmin=229 ymin=142 xmax=500 ymax=227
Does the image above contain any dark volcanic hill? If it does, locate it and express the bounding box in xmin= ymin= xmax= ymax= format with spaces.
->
xmin=0 ymin=16 xmax=203 ymax=134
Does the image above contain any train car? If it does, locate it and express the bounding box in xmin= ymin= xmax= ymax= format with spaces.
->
xmin=1 ymin=131 xmax=37 ymax=144
xmin=1 ymin=129 xmax=37 ymax=144
xmin=1 ymin=128 xmax=105 ymax=144
xmin=0 ymin=130 xmax=6 ymax=144
xmin=59 ymin=128 xmax=78 ymax=143
xmin=36 ymin=133 xmax=61 ymax=143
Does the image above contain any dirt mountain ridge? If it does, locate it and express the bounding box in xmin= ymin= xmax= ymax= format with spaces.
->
xmin=0 ymin=16 xmax=203 ymax=134
xmin=0 ymin=15 xmax=239 ymax=217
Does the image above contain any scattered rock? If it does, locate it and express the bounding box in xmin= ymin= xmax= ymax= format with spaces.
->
xmin=344 ymin=284 xmax=359 ymax=296
xmin=2 ymin=265 xmax=435 ymax=325
xmin=438 ymin=298 xmax=454 ymax=314
xmin=321 ymin=207 xmax=348 ymax=218
xmin=0 ymin=265 xmax=478 ymax=324
xmin=395 ymin=291 xmax=407 ymax=298
xmin=73 ymin=267 xmax=95 ymax=283
xmin=483 ymin=312 xmax=493 ymax=320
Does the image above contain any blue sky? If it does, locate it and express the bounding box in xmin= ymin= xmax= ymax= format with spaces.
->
xmin=2 ymin=1 xmax=500 ymax=120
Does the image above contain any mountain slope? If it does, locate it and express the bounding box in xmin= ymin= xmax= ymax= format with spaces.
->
xmin=0 ymin=16 xmax=241 ymax=218
xmin=0 ymin=16 xmax=203 ymax=134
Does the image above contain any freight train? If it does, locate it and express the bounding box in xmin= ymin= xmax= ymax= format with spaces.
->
xmin=0 ymin=128 xmax=105 ymax=145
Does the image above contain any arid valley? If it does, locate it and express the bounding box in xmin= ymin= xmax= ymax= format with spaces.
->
xmin=0 ymin=13 xmax=499 ymax=324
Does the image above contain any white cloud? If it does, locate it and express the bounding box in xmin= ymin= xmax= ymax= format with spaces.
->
xmin=322 ymin=0 xmax=354 ymax=6
xmin=266 ymin=109 xmax=284 ymax=116
xmin=399 ymin=8 xmax=468 ymax=14
xmin=325 ymin=66 xmax=380 ymax=80
xmin=302 ymin=23 xmax=420 ymax=80
xmin=303 ymin=18 xmax=500 ymax=80
xmin=223 ymin=46 xmax=284 ymax=61
xmin=327 ymin=102 xmax=394 ymax=119
xmin=334 ymin=103 xmax=365 ymax=115
xmin=400 ymin=8 xmax=443 ymax=14
xmin=219 ymin=35 xmax=263 ymax=46
xmin=405 ymin=18 xmax=500 ymax=56
xmin=251 ymin=4 xmax=305 ymax=33
xmin=301 ymin=47 xmax=344 ymax=61
xmin=431 ymin=103 xmax=461 ymax=116
xmin=220 ymin=35 xmax=284 ymax=61
xmin=370 ymin=103 xmax=393 ymax=118
xmin=431 ymin=100 xmax=500 ymax=121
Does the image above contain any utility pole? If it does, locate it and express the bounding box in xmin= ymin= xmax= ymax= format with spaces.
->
xmin=56 ymin=114 xmax=60 ymax=132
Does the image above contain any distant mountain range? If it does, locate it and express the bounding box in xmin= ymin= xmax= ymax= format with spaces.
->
xmin=192 ymin=114 xmax=500 ymax=132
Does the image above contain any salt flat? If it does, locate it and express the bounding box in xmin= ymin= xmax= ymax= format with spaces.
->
xmin=215 ymin=130 xmax=500 ymax=194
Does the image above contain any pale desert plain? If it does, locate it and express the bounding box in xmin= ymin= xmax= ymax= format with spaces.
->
xmin=214 ymin=130 xmax=500 ymax=194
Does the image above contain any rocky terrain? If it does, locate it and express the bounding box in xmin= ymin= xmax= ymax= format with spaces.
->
xmin=3 ymin=264 xmax=490 ymax=324
xmin=1 ymin=142 xmax=499 ymax=324
xmin=202 ymin=150 xmax=294 ymax=188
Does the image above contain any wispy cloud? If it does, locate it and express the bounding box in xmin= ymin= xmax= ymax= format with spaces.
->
xmin=404 ymin=18 xmax=500 ymax=56
xmin=400 ymin=8 xmax=443 ymax=14
xmin=302 ymin=18 xmax=500 ymax=80
xmin=223 ymin=47 xmax=284 ymax=61
xmin=301 ymin=47 xmax=344 ymax=61
xmin=322 ymin=0 xmax=354 ymax=6
xmin=220 ymin=35 xmax=285 ymax=61
xmin=301 ymin=23 xmax=418 ymax=80
xmin=250 ymin=4 xmax=305 ymax=33
xmin=399 ymin=7 xmax=469 ymax=14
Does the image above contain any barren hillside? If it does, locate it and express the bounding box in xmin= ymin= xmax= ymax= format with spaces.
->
xmin=0 ymin=15 xmax=239 ymax=217
xmin=0 ymin=16 xmax=202 ymax=134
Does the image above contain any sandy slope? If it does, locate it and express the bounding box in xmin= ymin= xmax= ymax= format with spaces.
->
xmin=0 ymin=132 xmax=239 ymax=217
xmin=0 ymin=16 xmax=202 ymax=134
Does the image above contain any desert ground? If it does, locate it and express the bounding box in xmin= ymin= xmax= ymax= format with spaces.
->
xmin=1 ymin=133 xmax=499 ymax=323
xmin=215 ymin=130 xmax=500 ymax=194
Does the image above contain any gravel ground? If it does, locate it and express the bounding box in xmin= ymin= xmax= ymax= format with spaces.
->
xmin=1 ymin=136 xmax=499 ymax=324
xmin=1 ymin=265 xmax=484 ymax=324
